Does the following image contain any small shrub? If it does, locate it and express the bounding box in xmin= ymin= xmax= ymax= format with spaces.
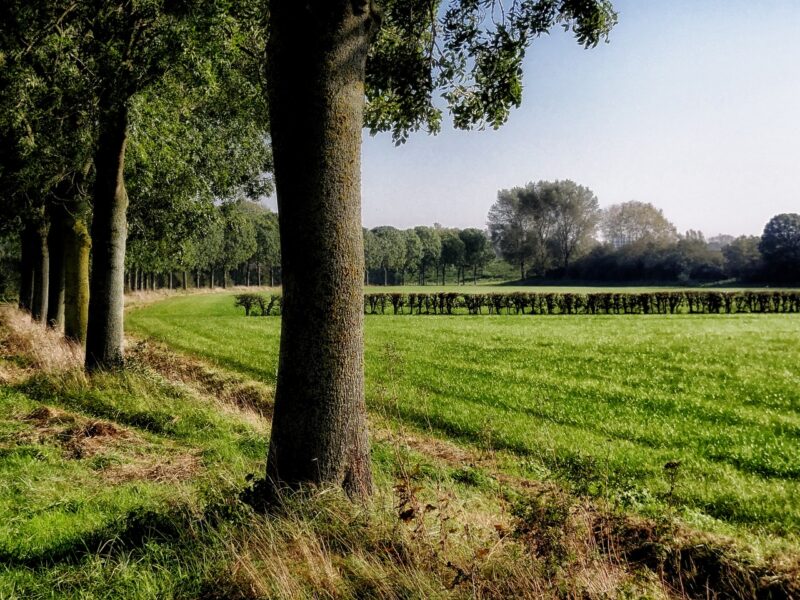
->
xmin=234 ymin=293 xmax=263 ymax=317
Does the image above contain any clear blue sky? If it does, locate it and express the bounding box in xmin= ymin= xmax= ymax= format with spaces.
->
xmin=360 ymin=0 xmax=800 ymax=237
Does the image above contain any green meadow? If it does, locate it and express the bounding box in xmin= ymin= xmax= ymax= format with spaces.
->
xmin=127 ymin=292 xmax=800 ymax=545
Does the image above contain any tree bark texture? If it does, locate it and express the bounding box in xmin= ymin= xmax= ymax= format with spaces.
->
xmin=18 ymin=223 xmax=36 ymax=312
xmin=64 ymin=215 xmax=91 ymax=344
xmin=264 ymin=0 xmax=378 ymax=500
xmin=31 ymin=223 xmax=50 ymax=323
xmin=46 ymin=203 xmax=67 ymax=329
xmin=85 ymin=104 xmax=129 ymax=370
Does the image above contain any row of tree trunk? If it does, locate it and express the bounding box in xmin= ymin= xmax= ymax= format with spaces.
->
xmin=17 ymin=205 xmax=91 ymax=344
xmin=364 ymin=265 xmax=485 ymax=286
xmin=125 ymin=264 xmax=282 ymax=292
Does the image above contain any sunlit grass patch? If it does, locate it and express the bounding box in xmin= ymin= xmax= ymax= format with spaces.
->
xmin=128 ymin=293 xmax=800 ymax=548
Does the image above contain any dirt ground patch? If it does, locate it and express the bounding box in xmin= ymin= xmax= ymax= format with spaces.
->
xmin=16 ymin=404 xmax=203 ymax=483
xmin=19 ymin=405 xmax=134 ymax=459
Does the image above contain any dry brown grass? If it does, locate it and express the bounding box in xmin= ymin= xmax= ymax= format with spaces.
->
xmin=101 ymin=451 xmax=202 ymax=484
xmin=0 ymin=305 xmax=84 ymax=378
xmin=206 ymin=483 xmax=675 ymax=600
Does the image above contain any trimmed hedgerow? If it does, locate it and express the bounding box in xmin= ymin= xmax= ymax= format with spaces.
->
xmin=238 ymin=291 xmax=800 ymax=317
xmin=357 ymin=291 xmax=800 ymax=316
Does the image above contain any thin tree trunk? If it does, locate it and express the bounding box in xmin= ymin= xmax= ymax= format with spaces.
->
xmin=85 ymin=103 xmax=128 ymax=370
xmin=211 ymin=269 xmax=215 ymax=288
xmin=31 ymin=222 xmax=49 ymax=324
xmin=270 ymin=266 xmax=274 ymax=287
xmin=264 ymin=0 xmax=376 ymax=500
xmin=18 ymin=222 xmax=36 ymax=312
xmin=64 ymin=214 xmax=91 ymax=344
xmin=258 ymin=263 xmax=262 ymax=286
xmin=46 ymin=204 xmax=66 ymax=329
xmin=31 ymin=223 xmax=50 ymax=323
xmin=383 ymin=266 xmax=387 ymax=286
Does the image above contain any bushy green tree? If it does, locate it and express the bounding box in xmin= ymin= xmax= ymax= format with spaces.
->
xmin=413 ymin=226 xmax=442 ymax=285
xmin=401 ymin=229 xmax=423 ymax=285
xmin=440 ymin=230 xmax=466 ymax=284
xmin=601 ymin=201 xmax=677 ymax=248
xmin=723 ymin=236 xmax=763 ymax=281
xmin=459 ymin=228 xmax=493 ymax=284
xmin=760 ymin=214 xmax=800 ymax=282
xmin=372 ymin=226 xmax=405 ymax=285
xmin=547 ymin=180 xmax=601 ymax=272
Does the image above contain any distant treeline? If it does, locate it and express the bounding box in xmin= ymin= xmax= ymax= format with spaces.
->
xmin=487 ymin=186 xmax=800 ymax=286
xmin=235 ymin=291 xmax=800 ymax=317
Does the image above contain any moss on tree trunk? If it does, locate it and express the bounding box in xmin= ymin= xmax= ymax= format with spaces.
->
xmin=64 ymin=215 xmax=91 ymax=344
xmin=264 ymin=0 xmax=379 ymax=500
xmin=85 ymin=103 xmax=128 ymax=370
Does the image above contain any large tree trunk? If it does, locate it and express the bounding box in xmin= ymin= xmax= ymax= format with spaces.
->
xmin=264 ymin=0 xmax=377 ymax=500
xmin=18 ymin=222 xmax=36 ymax=312
xmin=85 ymin=104 xmax=128 ymax=370
xmin=46 ymin=204 xmax=67 ymax=329
xmin=31 ymin=223 xmax=50 ymax=324
xmin=64 ymin=215 xmax=91 ymax=344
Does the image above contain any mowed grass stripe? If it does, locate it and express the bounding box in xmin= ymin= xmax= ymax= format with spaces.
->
xmin=126 ymin=293 xmax=800 ymax=541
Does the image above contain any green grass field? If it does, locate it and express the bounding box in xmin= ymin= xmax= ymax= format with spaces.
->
xmin=127 ymin=293 xmax=800 ymax=546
